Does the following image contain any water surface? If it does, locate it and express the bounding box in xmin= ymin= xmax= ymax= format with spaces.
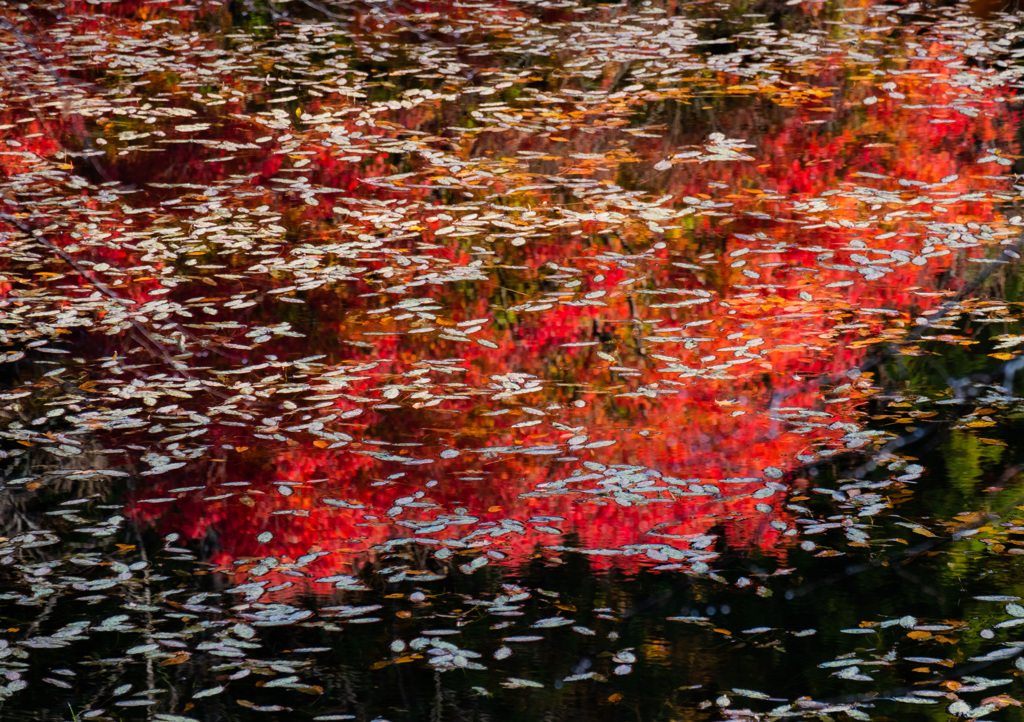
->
xmin=3 ymin=0 xmax=1024 ymax=719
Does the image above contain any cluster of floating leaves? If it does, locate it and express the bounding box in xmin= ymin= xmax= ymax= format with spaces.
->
xmin=5 ymin=0 xmax=1024 ymax=718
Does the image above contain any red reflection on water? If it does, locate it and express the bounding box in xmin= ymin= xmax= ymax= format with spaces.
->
xmin=2 ymin=3 xmax=1020 ymax=592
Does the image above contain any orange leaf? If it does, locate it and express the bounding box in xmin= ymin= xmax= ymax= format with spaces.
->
xmin=981 ymin=695 xmax=1021 ymax=708
xmin=161 ymin=652 xmax=191 ymax=666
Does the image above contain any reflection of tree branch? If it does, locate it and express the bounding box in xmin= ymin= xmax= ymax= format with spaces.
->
xmin=0 ymin=212 xmax=228 ymax=397
xmin=758 ymin=232 xmax=1024 ymax=494
xmin=0 ymin=13 xmax=113 ymax=183
xmin=763 ymin=345 xmax=1024 ymax=511
xmin=0 ymin=11 xmax=255 ymax=372
xmin=890 ymin=561 xmax=944 ymax=601
xmin=294 ymin=0 xmax=484 ymax=81
xmin=767 ymin=229 xmax=1024 ymax=418
xmin=789 ymin=466 xmax=1024 ymax=601
xmin=0 ymin=15 xmax=238 ymax=391
xmin=863 ymin=230 xmax=1024 ymax=375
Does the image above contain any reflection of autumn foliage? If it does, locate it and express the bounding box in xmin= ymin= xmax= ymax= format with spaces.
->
xmin=3 ymin=0 xmax=1022 ymax=594
xmin=131 ymin=434 xmax=794 ymax=580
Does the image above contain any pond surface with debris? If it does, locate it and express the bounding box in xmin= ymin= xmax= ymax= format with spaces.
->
xmin=4 ymin=0 xmax=1024 ymax=719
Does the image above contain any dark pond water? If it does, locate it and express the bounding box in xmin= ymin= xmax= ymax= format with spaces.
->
xmin=4 ymin=0 xmax=1024 ymax=719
